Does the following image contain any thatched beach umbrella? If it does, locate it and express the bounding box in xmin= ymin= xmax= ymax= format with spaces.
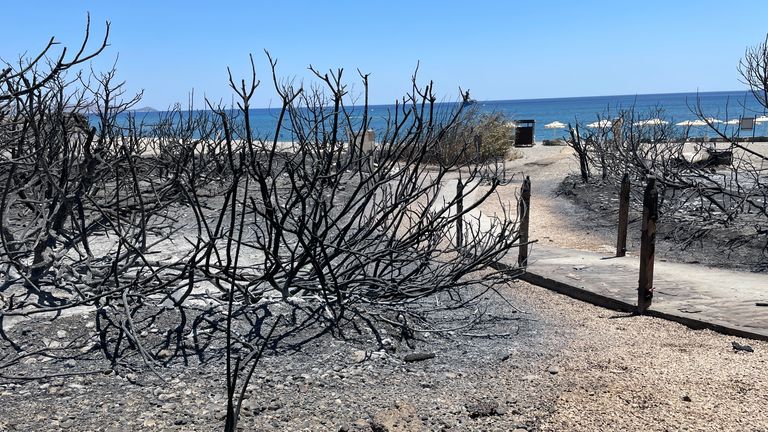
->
xmin=633 ymin=118 xmax=669 ymax=127
xmin=544 ymin=121 xmax=567 ymax=129
xmin=586 ymin=119 xmax=613 ymax=128
xmin=543 ymin=121 xmax=567 ymax=140
xmin=756 ymin=115 xmax=768 ymax=123
xmin=676 ymin=119 xmax=712 ymax=138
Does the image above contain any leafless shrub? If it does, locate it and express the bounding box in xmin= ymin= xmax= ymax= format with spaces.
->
xmin=0 ymin=25 xmax=526 ymax=431
xmin=565 ymin=39 xmax=768 ymax=264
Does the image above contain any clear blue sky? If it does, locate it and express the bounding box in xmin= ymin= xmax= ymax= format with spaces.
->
xmin=3 ymin=1 xmax=767 ymax=109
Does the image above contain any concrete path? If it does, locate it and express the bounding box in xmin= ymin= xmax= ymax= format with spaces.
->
xmin=500 ymin=244 xmax=768 ymax=341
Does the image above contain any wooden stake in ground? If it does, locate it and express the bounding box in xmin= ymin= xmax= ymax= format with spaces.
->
xmin=616 ymin=172 xmax=630 ymax=257
xmin=638 ymin=175 xmax=657 ymax=313
xmin=518 ymin=176 xmax=531 ymax=267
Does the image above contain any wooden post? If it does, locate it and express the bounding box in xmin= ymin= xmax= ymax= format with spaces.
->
xmin=456 ymin=179 xmax=464 ymax=249
xmin=638 ymin=175 xmax=657 ymax=314
xmin=518 ymin=176 xmax=531 ymax=267
xmin=616 ymin=172 xmax=630 ymax=257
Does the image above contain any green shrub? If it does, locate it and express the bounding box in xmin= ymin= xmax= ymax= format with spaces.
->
xmin=433 ymin=108 xmax=516 ymax=164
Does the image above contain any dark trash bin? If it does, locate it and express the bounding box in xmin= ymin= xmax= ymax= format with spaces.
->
xmin=514 ymin=119 xmax=535 ymax=147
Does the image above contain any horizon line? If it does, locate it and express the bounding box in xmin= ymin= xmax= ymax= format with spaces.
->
xmin=132 ymin=89 xmax=754 ymax=112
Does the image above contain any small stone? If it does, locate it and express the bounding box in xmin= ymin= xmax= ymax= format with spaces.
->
xmin=466 ymin=400 xmax=499 ymax=419
xmin=156 ymin=349 xmax=173 ymax=360
xmin=143 ymin=419 xmax=157 ymax=427
xmin=547 ymin=366 xmax=560 ymax=375
xmin=56 ymin=330 xmax=68 ymax=339
xmin=682 ymin=395 xmax=692 ymax=402
xmin=732 ymin=341 xmax=754 ymax=353
xmin=158 ymin=393 xmax=177 ymax=401
xmin=403 ymin=352 xmax=435 ymax=363
xmin=370 ymin=420 xmax=388 ymax=432
xmin=174 ymin=418 xmax=188 ymax=425
xmin=351 ymin=350 xmax=367 ymax=363
xmin=64 ymin=359 xmax=77 ymax=368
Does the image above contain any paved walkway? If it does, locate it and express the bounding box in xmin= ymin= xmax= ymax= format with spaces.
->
xmin=500 ymin=244 xmax=768 ymax=341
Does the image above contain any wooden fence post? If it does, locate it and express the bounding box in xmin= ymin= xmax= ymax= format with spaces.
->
xmin=518 ymin=176 xmax=531 ymax=267
xmin=638 ymin=175 xmax=657 ymax=314
xmin=456 ymin=179 xmax=464 ymax=249
xmin=616 ymin=172 xmax=630 ymax=257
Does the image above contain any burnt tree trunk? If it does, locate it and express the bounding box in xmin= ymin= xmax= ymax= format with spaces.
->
xmin=616 ymin=172 xmax=630 ymax=257
xmin=638 ymin=175 xmax=657 ymax=314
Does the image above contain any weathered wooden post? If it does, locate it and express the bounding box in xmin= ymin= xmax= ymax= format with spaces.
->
xmin=616 ymin=172 xmax=630 ymax=257
xmin=456 ymin=179 xmax=464 ymax=249
xmin=638 ymin=175 xmax=657 ymax=314
xmin=518 ymin=176 xmax=531 ymax=267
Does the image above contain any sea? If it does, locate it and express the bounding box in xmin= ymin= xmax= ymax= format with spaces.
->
xmin=119 ymin=90 xmax=768 ymax=141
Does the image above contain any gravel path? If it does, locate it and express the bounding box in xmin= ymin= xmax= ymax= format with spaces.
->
xmin=479 ymin=145 xmax=617 ymax=254
xmin=1 ymin=280 xmax=765 ymax=431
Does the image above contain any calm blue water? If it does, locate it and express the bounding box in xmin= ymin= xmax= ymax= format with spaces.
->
xmin=479 ymin=90 xmax=767 ymax=139
xmin=112 ymin=90 xmax=768 ymax=141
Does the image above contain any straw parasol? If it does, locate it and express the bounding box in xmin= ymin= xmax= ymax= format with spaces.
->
xmin=543 ymin=121 xmax=567 ymax=140
xmin=633 ymin=118 xmax=669 ymax=127
xmin=586 ymin=119 xmax=613 ymax=128
xmin=544 ymin=121 xmax=567 ymax=129
xmin=756 ymin=115 xmax=768 ymax=123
